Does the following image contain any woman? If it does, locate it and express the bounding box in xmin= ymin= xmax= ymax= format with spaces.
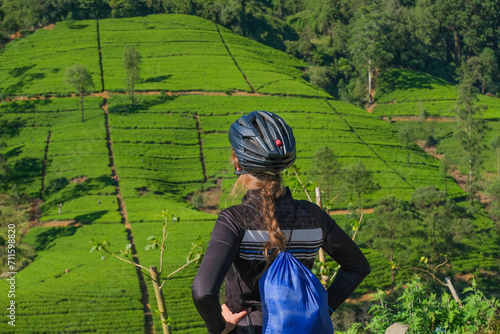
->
xmin=192 ymin=111 xmax=370 ymax=334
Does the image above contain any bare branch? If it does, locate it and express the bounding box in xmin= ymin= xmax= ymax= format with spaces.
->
xmin=433 ymin=258 xmax=448 ymax=276
xmin=160 ymin=230 xmax=170 ymax=274
xmin=294 ymin=169 xmax=312 ymax=202
xmin=400 ymin=267 xmax=447 ymax=286
xmin=110 ymin=254 xmax=150 ymax=272
xmin=329 ymin=214 xmax=364 ymax=283
xmin=166 ymin=257 xmax=199 ymax=280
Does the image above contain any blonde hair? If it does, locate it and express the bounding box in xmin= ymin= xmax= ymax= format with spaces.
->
xmin=231 ymin=151 xmax=286 ymax=263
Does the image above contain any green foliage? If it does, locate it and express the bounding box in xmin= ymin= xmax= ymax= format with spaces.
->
xmin=65 ymin=64 xmax=95 ymax=121
xmin=123 ymin=45 xmax=141 ymax=104
xmin=307 ymin=66 xmax=329 ymax=93
xmin=365 ymin=277 xmax=500 ymax=334
xmin=397 ymin=123 xmax=416 ymax=164
xmin=453 ymin=73 xmax=488 ymax=202
xmin=341 ymin=161 xmax=379 ymax=212
xmin=309 ymin=146 xmax=341 ymax=201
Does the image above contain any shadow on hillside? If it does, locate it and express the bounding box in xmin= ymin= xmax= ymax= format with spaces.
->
xmin=143 ymin=74 xmax=172 ymax=83
xmin=0 ymin=119 xmax=26 ymax=138
xmin=3 ymin=145 xmax=23 ymax=160
xmin=9 ymin=65 xmax=36 ymax=78
xmin=2 ymin=72 xmax=47 ymax=96
xmin=108 ymin=95 xmax=177 ymax=115
xmin=0 ymin=99 xmax=53 ymax=113
xmin=43 ymin=175 xmax=114 ymax=201
xmin=1 ymin=157 xmax=43 ymax=193
xmin=74 ymin=210 xmax=109 ymax=224
xmin=69 ymin=24 xmax=89 ymax=30
xmin=42 ymin=176 xmax=114 ymax=211
xmin=33 ymin=226 xmax=79 ymax=251
xmin=378 ymin=70 xmax=452 ymax=96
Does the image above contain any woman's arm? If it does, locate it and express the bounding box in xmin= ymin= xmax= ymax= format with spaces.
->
xmin=192 ymin=209 xmax=242 ymax=334
xmin=308 ymin=205 xmax=371 ymax=313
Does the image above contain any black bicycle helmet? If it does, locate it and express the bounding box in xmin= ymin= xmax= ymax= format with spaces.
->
xmin=229 ymin=111 xmax=296 ymax=175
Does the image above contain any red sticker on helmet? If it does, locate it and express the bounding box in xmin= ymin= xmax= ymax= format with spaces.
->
xmin=275 ymin=139 xmax=282 ymax=147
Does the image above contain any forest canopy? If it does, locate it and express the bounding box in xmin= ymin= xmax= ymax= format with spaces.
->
xmin=1 ymin=0 xmax=499 ymax=104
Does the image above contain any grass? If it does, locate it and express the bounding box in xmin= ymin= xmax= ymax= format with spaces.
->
xmin=1 ymin=15 xmax=497 ymax=333
xmin=0 ymin=21 xmax=101 ymax=96
xmin=0 ymin=224 xmax=145 ymax=333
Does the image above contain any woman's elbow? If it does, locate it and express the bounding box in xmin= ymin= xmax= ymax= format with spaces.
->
xmin=360 ymin=259 xmax=371 ymax=279
xmin=191 ymin=281 xmax=218 ymax=307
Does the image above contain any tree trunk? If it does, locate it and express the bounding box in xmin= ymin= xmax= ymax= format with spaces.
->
xmin=150 ymin=266 xmax=171 ymax=334
xmin=358 ymin=193 xmax=362 ymax=215
xmin=430 ymin=218 xmax=439 ymax=261
xmin=497 ymin=153 xmax=499 ymax=179
xmin=389 ymin=253 xmax=395 ymax=290
xmin=80 ymin=92 xmax=85 ymax=122
xmin=454 ymin=31 xmax=460 ymax=65
xmin=315 ymin=187 xmax=328 ymax=288
xmin=444 ymin=173 xmax=448 ymax=196
xmin=445 ymin=277 xmax=462 ymax=306
xmin=368 ymin=59 xmax=373 ymax=104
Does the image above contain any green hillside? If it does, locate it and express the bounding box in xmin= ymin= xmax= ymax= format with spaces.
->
xmin=372 ymin=69 xmax=500 ymax=177
xmin=0 ymin=14 xmax=497 ymax=333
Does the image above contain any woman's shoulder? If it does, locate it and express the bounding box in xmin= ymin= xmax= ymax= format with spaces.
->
xmin=218 ymin=204 xmax=262 ymax=230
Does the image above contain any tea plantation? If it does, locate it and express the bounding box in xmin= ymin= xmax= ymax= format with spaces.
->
xmin=0 ymin=14 xmax=497 ymax=333
xmin=372 ymin=69 xmax=500 ymax=177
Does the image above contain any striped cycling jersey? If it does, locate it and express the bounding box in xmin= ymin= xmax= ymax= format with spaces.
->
xmin=192 ymin=186 xmax=371 ymax=334
xmin=239 ymin=228 xmax=323 ymax=261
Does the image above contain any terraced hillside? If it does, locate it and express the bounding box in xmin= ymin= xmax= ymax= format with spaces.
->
xmin=0 ymin=14 xmax=490 ymax=333
xmin=372 ymin=69 xmax=500 ymax=179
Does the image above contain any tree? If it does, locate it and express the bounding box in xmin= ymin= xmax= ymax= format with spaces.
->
xmin=341 ymin=161 xmax=379 ymax=213
xmin=398 ymin=123 xmax=415 ymax=164
xmin=466 ymin=48 xmax=498 ymax=94
xmin=366 ymin=196 xmax=416 ymax=288
xmin=486 ymin=180 xmax=500 ymax=249
xmin=309 ymin=147 xmax=341 ymax=200
xmin=90 ymin=209 xmax=204 ymax=334
xmin=307 ymin=66 xmax=329 ymax=93
xmin=65 ymin=64 xmax=94 ymax=122
xmin=410 ymin=186 xmax=472 ymax=262
xmin=123 ymin=45 xmax=142 ymax=104
xmin=347 ymin=4 xmax=393 ymax=104
xmin=491 ymin=136 xmax=500 ymax=179
xmin=440 ymin=155 xmax=451 ymax=196
xmin=453 ymin=69 xmax=488 ymax=203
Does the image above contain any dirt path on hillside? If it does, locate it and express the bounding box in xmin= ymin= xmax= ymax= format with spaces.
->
xmin=194 ymin=114 xmax=208 ymax=183
xmin=414 ymin=140 xmax=491 ymax=204
xmin=326 ymin=100 xmax=415 ymax=191
xmin=0 ymin=90 xmax=275 ymax=103
xmin=39 ymin=131 xmax=52 ymax=199
xmin=366 ymin=86 xmax=377 ymax=113
xmin=102 ymin=99 xmax=154 ymax=334
xmin=379 ymin=116 xmax=455 ymax=122
xmin=96 ymin=20 xmax=105 ymax=92
xmin=330 ymin=208 xmax=374 ymax=215
xmin=215 ymin=23 xmax=255 ymax=93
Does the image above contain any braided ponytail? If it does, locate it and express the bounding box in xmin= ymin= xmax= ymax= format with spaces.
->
xmin=231 ymin=151 xmax=286 ymax=264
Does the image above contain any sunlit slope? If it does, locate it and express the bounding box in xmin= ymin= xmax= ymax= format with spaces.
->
xmin=373 ymin=69 xmax=500 ymax=119
xmin=0 ymin=98 xmax=120 ymax=223
xmin=0 ymin=20 xmax=101 ymax=96
xmin=372 ymin=69 xmax=500 ymax=176
xmin=105 ymin=94 xmax=464 ymax=210
xmin=99 ymin=14 xmax=324 ymax=96
xmin=0 ymin=224 xmax=145 ymax=333
xmin=0 ymin=15 xmax=473 ymax=334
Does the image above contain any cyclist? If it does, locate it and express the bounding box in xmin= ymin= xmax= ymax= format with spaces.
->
xmin=192 ymin=111 xmax=370 ymax=334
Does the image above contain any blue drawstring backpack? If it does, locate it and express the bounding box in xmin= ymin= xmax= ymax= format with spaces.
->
xmin=258 ymin=203 xmax=334 ymax=334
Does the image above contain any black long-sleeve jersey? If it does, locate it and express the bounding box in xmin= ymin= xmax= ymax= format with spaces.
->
xmin=192 ymin=188 xmax=371 ymax=334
